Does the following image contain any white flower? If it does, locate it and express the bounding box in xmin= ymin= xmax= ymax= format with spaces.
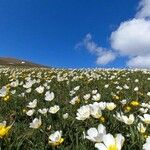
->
xmin=135 ymin=79 xmax=139 ymax=83
xmin=70 ymin=96 xmax=80 ymax=105
xmin=120 ymin=99 xmax=127 ymax=105
xmin=26 ymin=88 xmax=31 ymax=93
xmin=85 ymin=124 xmax=106 ymax=143
xmin=106 ymin=102 xmax=116 ymax=111
xmin=116 ymin=86 xmax=122 ymax=90
xmin=139 ymin=108 xmax=148 ymax=114
xmin=89 ymin=103 xmax=102 ymax=119
xmin=74 ymin=86 xmax=80 ymax=91
xmin=46 ymin=86 xmax=50 ymax=90
xmin=11 ymin=90 xmax=16 ymax=94
xmin=27 ymin=99 xmax=37 ymax=108
xmin=92 ymin=90 xmax=98 ymax=94
xmin=45 ymin=91 xmax=54 ymax=101
xmin=0 ymin=121 xmax=6 ymax=126
xmin=122 ymin=114 xmax=135 ymax=125
xmin=76 ymin=105 xmax=91 ymax=120
xmin=63 ymin=113 xmax=69 ymax=119
xmin=92 ymin=93 xmax=101 ymax=101
xmin=147 ymin=92 xmax=150 ymax=96
xmin=137 ymin=123 xmax=146 ymax=133
xmin=19 ymin=92 xmax=25 ymax=97
xmin=29 ymin=116 xmax=42 ymax=129
xmin=69 ymin=90 xmax=76 ymax=96
xmin=139 ymin=114 xmax=150 ymax=124
xmin=26 ymin=109 xmax=35 ymax=116
xmin=83 ymin=94 xmax=91 ymax=100
xmin=38 ymin=108 xmax=48 ymax=115
xmin=48 ymin=131 xmax=64 ymax=146
xmin=0 ymin=86 xmax=7 ymax=97
xmin=134 ymin=87 xmax=139 ymax=92
xmin=98 ymin=102 xmax=106 ymax=110
xmin=95 ymin=133 xmax=125 ymax=150
xmin=49 ymin=105 xmax=60 ymax=114
xmin=35 ymin=86 xmax=44 ymax=94
xmin=141 ymin=103 xmax=149 ymax=108
xmin=23 ymin=80 xmax=34 ymax=89
xmin=104 ymin=84 xmax=109 ymax=88
xmin=143 ymin=136 xmax=150 ymax=150
xmin=115 ymin=112 xmax=135 ymax=125
xmin=123 ymin=84 xmax=129 ymax=89
xmin=10 ymin=80 xmax=19 ymax=87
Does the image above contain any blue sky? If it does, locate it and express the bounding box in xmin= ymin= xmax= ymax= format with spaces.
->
xmin=1 ymin=0 xmax=150 ymax=68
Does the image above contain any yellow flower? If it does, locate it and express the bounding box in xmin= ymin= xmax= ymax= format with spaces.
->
xmin=124 ymin=106 xmax=131 ymax=112
xmin=138 ymin=92 xmax=143 ymax=96
xmin=130 ymin=100 xmax=140 ymax=106
xmin=22 ymin=109 xmax=27 ymax=113
xmin=3 ymin=95 xmax=10 ymax=102
xmin=0 ymin=122 xmax=12 ymax=138
xmin=6 ymin=84 xmax=10 ymax=89
xmin=100 ymin=116 xmax=105 ymax=123
xmin=142 ymin=133 xmax=149 ymax=139
xmin=113 ymin=95 xmax=119 ymax=100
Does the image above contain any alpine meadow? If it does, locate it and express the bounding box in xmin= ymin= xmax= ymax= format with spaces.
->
xmin=0 ymin=67 xmax=150 ymax=149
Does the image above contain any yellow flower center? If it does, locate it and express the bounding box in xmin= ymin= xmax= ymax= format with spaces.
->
xmin=99 ymin=116 xmax=105 ymax=122
xmin=76 ymin=98 xmax=80 ymax=104
xmin=108 ymin=144 xmax=118 ymax=150
xmin=124 ymin=106 xmax=131 ymax=112
xmin=49 ymin=138 xmax=64 ymax=146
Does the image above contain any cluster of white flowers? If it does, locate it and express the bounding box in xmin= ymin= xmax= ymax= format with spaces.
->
xmin=76 ymin=101 xmax=116 ymax=121
xmin=0 ymin=67 xmax=150 ymax=149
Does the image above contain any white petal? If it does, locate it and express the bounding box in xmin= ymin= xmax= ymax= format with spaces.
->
xmin=87 ymin=128 xmax=98 ymax=137
xmin=95 ymin=143 xmax=107 ymax=150
xmin=103 ymin=134 xmax=115 ymax=147
xmin=115 ymin=134 xmax=125 ymax=150
xmin=98 ymin=124 xmax=106 ymax=134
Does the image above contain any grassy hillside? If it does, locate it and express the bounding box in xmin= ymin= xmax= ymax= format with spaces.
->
xmin=0 ymin=57 xmax=49 ymax=68
xmin=0 ymin=67 xmax=150 ymax=150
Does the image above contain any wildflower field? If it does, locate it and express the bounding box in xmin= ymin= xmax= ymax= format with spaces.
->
xmin=0 ymin=67 xmax=150 ymax=150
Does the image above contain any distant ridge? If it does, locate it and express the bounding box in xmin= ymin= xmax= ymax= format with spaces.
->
xmin=0 ymin=57 xmax=50 ymax=68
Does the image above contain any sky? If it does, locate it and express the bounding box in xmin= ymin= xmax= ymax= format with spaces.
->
xmin=0 ymin=0 xmax=150 ymax=69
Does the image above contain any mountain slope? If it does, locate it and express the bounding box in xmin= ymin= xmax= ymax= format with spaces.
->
xmin=0 ymin=57 xmax=50 ymax=68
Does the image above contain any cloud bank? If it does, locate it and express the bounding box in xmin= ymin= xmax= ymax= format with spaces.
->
xmin=77 ymin=0 xmax=150 ymax=68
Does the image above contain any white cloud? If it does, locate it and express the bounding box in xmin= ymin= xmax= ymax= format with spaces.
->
xmin=82 ymin=33 xmax=103 ymax=53
xmin=110 ymin=0 xmax=150 ymax=68
xmin=76 ymin=33 xmax=116 ymax=65
xmin=111 ymin=18 xmax=150 ymax=56
xmin=96 ymin=52 xmax=116 ymax=65
xmin=136 ymin=0 xmax=150 ymax=18
xmin=127 ymin=55 xmax=150 ymax=68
